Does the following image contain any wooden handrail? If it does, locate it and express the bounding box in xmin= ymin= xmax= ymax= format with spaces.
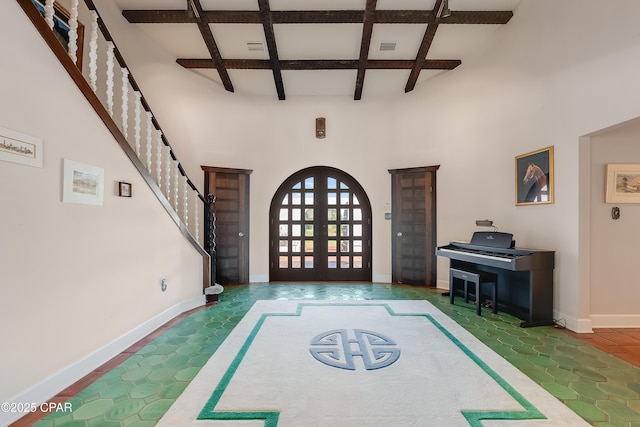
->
xmin=17 ymin=0 xmax=211 ymax=289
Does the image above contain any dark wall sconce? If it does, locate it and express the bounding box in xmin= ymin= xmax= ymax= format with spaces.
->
xmin=316 ymin=117 xmax=326 ymax=139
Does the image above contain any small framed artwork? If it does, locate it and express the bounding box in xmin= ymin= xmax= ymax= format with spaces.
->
xmin=119 ymin=181 xmax=132 ymax=197
xmin=0 ymin=125 xmax=43 ymax=168
xmin=515 ymin=146 xmax=554 ymax=206
xmin=62 ymin=159 xmax=104 ymax=206
xmin=605 ymin=164 xmax=640 ymax=203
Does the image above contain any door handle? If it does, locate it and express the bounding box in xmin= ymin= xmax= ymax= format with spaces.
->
xmin=397 ymin=232 xmax=403 ymax=237
xmin=239 ymin=232 xmax=245 ymax=237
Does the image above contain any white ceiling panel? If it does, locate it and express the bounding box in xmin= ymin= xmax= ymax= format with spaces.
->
xmin=211 ymin=24 xmax=269 ymax=59
xmin=362 ymin=69 xmax=411 ymax=98
xmin=275 ymin=24 xmax=363 ymax=60
xmin=282 ymin=70 xmax=357 ymax=96
xmin=228 ymin=69 xmax=280 ymax=97
xmin=368 ymin=24 xmax=428 ymax=60
xmin=428 ymin=25 xmax=503 ymax=59
xmin=136 ymin=24 xmax=209 ymax=58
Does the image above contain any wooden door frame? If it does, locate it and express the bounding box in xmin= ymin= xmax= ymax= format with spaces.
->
xmin=202 ymin=166 xmax=252 ymax=284
xmin=269 ymin=166 xmax=372 ymax=282
xmin=389 ymin=165 xmax=439 ymax=286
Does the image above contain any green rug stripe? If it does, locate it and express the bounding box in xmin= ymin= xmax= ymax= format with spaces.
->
xmin=207 ymin=411 xmax=279 ymax=427
xmin=198 ymin=302 xmax=547 ymax=426
xmin=425 ymin=313 xmax=546 ymax=426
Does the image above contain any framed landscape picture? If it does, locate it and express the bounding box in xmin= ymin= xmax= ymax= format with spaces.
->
xmin=605 ymin=164 xmax=640 ymax=203
xmin=62 ymin=159 xmax=104 ymax=206
xmin=515 ymin=146 xmax=554 ymax=206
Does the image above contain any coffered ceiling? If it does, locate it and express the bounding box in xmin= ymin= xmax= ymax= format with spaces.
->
xmin=111 ymin=0 xmax=520 ymax=100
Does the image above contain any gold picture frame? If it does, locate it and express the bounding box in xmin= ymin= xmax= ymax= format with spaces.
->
xmin=605 ymin=164 xmax=640 ymax=203
xmin=515 ymin=146 xmax=554 ymax=206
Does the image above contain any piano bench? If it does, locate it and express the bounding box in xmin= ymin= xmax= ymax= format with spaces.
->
xmin=449 ymin=267 xmax=498 ymax=316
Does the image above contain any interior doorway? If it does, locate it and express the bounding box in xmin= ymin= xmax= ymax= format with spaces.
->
xmin=269 ymin=166 xmax=372 ymax=282
xmin=203 ymin=166 xmax=252 ymax=285
xmin=389 ymin=166 xmax=439 ymax=286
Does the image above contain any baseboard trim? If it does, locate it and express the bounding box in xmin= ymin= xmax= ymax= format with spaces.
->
xmin=1 ymin=294 xmax=205 ymax=426
xmin=590 ymin=314 xmax=640 ymax=329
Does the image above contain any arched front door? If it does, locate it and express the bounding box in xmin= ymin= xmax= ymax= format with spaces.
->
xmin=269 ymin=166 xmax=372 ymax=282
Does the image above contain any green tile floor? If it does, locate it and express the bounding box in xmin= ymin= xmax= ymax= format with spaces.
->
xmin=32 ymin=283 xmax=640 ymax=426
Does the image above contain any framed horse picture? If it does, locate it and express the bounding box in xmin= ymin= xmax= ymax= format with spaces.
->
xmin=515 ymin=146 xmax=554 ymax=206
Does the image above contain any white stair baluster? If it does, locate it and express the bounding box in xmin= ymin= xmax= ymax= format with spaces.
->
xmin=67 ymin=0 xmax=79 ymax=64
xmin=156 ymin=130 xmax=163 ymax=187
xmin=184 ymin=176 xmax=189 ymax=228
xmin=44 ymin=0 xmax=55 ymax=29
xmin=106 ymin=42 xmax=115 ymax=117
xmin=174 ymin=162 xmax=179 ymax=212
xmin=121 ymin=68 xmax=129 ymax=138
xmin=166 ymin=147 xmax=172 ymax=201
xmin=194 ymin=192 xmax=200 ymax=241
xmin=146 ymin=112 xmax=153 ymax=172
xmin=88 ymin=11 xmax=98 ymax=92
xmin=134 ymin=92 xmax=142 ymax=157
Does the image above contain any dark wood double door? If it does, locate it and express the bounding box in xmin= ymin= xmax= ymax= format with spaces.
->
xmin=269 ymin=166 xmax=372 ymax=282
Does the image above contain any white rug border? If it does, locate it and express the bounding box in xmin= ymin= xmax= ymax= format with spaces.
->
xmin=158 ymin=300 xmax=590 ymax=427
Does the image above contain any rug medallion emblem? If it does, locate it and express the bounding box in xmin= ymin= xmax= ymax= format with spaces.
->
xmin=309 ymin=329 xmax=401 ymax=370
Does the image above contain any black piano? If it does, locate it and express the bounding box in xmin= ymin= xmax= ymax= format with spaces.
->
xmin=436 ymin=232 xmax=554 ymax=328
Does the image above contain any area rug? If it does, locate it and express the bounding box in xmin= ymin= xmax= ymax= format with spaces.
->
xmin=157 ymin=300 xmax=589 ymax=426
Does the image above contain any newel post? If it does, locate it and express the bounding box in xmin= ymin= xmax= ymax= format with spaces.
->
xmin=206 ymin=194 xmax=217 ymax=286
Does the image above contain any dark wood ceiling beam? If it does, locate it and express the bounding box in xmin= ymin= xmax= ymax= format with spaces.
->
xmin=258 ymin=0 xmax=285 ymax=100
xmin=272 ymin=10 xmax=364 ymax=24
xmin=373 ymin=10 xmax=432 ymax=23
xmin=439 ymin=11 xmax=513 ymax=25
xmin=122 ymin=10 xmax=192 ymax=23
xmin=123 ymin=9 xmax=512 ymax=25
xmin=373 ymin=10 xmax=512 ymax=24
xmin=177 ymin=58 xmax=461 ymax=70
xmin=187 ymin=0 xmax=233 ymax=92
xmin=368 ymin=59 xmax=461 ymax=70
xmin=404 ymin=0 xmax=443 ymax=93
xmin=354 ymin=0 xmax=377 ymax=100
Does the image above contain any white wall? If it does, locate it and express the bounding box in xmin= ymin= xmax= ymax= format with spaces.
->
xmin=0 ymin=1 xmax=204 ymax=417
xmin=587 ymin=118 xmax=640 ymax=327
xmin=92 ymin=0 xmax=640 ymax=331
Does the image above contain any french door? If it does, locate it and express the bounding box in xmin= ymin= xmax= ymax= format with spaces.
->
xmin=269 ymin=166 xmax=372 ymax=282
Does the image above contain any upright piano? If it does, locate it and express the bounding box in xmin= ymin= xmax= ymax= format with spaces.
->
xmin=436 ymin=232 xmax=555 ymax=328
